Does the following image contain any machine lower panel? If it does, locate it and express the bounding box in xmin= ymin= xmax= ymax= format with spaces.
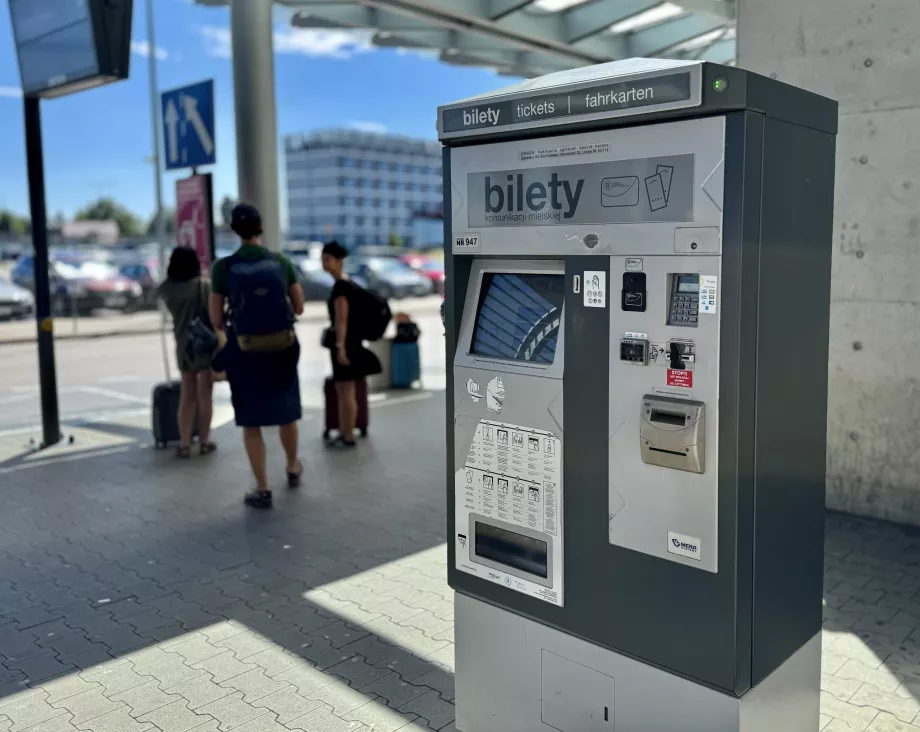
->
xmin=455 ymin=418 xmax=563 ymax=606
xmin=454 ymin=595 xmax=820 ymax=732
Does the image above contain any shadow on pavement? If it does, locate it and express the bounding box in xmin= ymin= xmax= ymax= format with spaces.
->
xmin=0 ymin=393 xmax=456 ymax=731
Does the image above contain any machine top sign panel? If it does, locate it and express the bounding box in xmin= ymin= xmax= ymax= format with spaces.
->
xmin=440 ymin=66 xmax=702 ymax=141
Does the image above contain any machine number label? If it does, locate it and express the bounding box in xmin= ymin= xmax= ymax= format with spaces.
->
xmin=454 ymin=234 xmax=481 ymax=252
xmin=667 ymin=369 xmax=693 ymax=389
xmin=583 ymin=270 xmax=606 ymax=308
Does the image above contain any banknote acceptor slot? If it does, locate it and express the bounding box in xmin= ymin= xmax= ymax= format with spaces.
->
xmin=640 ymin=395 xmax=705 ymax=473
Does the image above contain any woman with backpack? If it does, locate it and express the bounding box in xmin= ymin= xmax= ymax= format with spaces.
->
xmin=210 ymin=203 xmax=305 ymax=509
xmin=321 ymin=241 xmax=382 ymax=447
xmin=156 ymin=247 xmax=217 ymax=458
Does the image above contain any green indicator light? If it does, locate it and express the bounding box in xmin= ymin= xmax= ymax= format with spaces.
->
xmin=713 ymin=77 xmax=729 ymax=93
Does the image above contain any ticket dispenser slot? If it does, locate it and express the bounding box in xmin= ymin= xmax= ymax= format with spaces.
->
xmin=640 ymin=395 xmax=705 ymax=473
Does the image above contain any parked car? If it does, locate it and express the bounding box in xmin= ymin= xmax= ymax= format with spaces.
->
xmin=118 ymin=261 xmax=159 ymax=309
xmin=0 ymin=277 xmax=34 ymax=320
xmin=296 ymin=259 xmax=335 ymax=301
xmin=345 ymin=256 xmax=433 ymax=299
xmin=11 ymin=255 xmax=143 ymax=315
xmin=400 ymin=254 xmax=445 ymax=294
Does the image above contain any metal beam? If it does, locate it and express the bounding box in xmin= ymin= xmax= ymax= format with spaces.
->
xmin=353 ymin=0 xmax=618 ymax=64
xmin=626 ymin=14 xmax=725 ymax=56
xmin=565 ymin=0 xmax=659 ymax=43
xmin=694 ymin=36 xmax=735 ymax=63
xmin=488 ymin=0 xmax=538 ymax=20
xmin=672 ymin=0 xmax=735 ymax=21
xmin=292 ymin=4 xmax=432 ymax=32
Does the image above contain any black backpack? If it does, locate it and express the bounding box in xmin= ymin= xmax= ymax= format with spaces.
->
xmin=351 ymin=286 xmax=391 ymax=341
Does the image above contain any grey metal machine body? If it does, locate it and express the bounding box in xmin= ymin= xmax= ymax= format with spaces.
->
xmin=440 ymin=59 xmax=838 ymax=731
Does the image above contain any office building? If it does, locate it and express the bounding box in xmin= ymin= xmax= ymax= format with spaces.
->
xmin=285 ymin=129 xmax=443 ymax=248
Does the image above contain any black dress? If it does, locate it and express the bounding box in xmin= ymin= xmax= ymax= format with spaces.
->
xmin=327 ymin=279 xmax=382 ymax=383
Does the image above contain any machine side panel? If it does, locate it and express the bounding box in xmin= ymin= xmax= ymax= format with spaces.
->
xmin=751 ymin=118 xmax=835 ymax=685
xmin=719 ymin=110 xmax=766 ymax=696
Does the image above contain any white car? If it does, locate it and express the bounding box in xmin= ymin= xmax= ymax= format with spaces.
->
xmin=0 ymin=277 xmax=34 ymax=320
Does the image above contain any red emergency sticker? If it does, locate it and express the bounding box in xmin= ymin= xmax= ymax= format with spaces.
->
xmin=666 ymin=369 xmax=693 ymax=389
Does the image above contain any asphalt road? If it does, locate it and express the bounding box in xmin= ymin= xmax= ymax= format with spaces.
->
xmin=0 ymin=309 xmax=446 ymax=433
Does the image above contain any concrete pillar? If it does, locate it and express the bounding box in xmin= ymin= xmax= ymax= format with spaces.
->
xmin=230 ymin=0 xmax=281 ymax=252
xmin=737 ymin=0 xmax=920 ymax=525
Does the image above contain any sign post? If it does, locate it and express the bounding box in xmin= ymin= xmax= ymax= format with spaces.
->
xmin=161 ymin=79 xmax=217 ymax=274
xmin=8 ymin=0 xmax=134 ymax=449
xmin=175 ymin=174 xmax=216 ymax=275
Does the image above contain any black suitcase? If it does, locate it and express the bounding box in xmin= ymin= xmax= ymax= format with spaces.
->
xmin=153 ymin=382 xmax=182 ymax=448
xmin=323 ymin=377 xmax=369 ymax=440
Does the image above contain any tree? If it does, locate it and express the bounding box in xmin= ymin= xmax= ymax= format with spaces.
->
xmin=75 ymin=198 xmax=142 ymax=236
xmin=146 ymin=209 xmax=176 ymax=235
xmin=0 ymin=210 xmax=29 ymax=235
xmin=220 ymin=196 xmax=236 ymax=227
xmin=387 ymin=231 xmax=403 ymax=249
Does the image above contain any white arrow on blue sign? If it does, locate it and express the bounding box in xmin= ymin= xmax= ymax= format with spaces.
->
xmin=161 ymin=79 xmax=216 ymax=171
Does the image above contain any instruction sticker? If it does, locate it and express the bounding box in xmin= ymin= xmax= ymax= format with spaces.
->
xmin=700 ymin=275 xmax=717 ymax=314
xmin=667 ymin=369 xmax=693 ymax=389
xmin=584 ymin=271 xmax=606 ymax=308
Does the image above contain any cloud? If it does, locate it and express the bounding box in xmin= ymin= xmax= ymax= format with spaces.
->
xmin=200 ymin=26 xmax=232 ymax=58
xmin=131 ymin=40 xmax=170 ymax=61
xmin=348 ymin=121 xmax=388 ymax=134
xmin=273 ymin=27 xmax=373 ymax=58
xmin=0 ymin=86 xmax=22 ymax=98
xmin=198 ymin=25 xmax=373 ymax=60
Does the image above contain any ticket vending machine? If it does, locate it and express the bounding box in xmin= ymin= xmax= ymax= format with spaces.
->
xmin=440 ymin=59 xmax=837 ymax=731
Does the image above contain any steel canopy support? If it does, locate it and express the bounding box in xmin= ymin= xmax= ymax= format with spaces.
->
xmin=230 ymin=0 xmax=281 ymax=251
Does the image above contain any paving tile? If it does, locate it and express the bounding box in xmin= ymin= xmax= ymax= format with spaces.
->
xmin=192 ymin=651 xmax=257 ymax=684
xmin=274 ymin=663 xmax=338 ymax=698
xmin=241 ymin=648 xmax=298 ymax=679
xmin=328 ymin=656 xmax=392 ymax=690
xmin=219 ymin=668 xmax=288 ymax=703
xmin=112 ymin=679 xmax=180 ymax=718
xmin=0 ymin=691 xmax=68 ymax=731
xmin=197 ymin=691 xmax=268 ymax=731
xmin=37 ymin=675 xmax=102 ymax=705
xmin=410 ymin=668 xmax=454 ymax=701
xmin=251 ymin=688 xmax=322 ymax=725
xmin=850 ymin=685 xmax=920 ymax=724
xmin=214 ymin=632 xmax=276 ymax=662
xmin=286 ymin=703 xmax=368 ymax=732
xmin=144 ymin=657 xmax=206 ymax=688
xmin=305 ymin=678 xmax=372 ymax=717
xmin=74 ymin=707 xmax=153 ymax=732
xmin=51 ymin=689 xmax=124 ymax=726
xmin=167 ymin=636 xmax=226 ymax=666
xmin=361 ymin=674 xmax=430 ymax=710
xmin=165 ymin=672 xmax=234 ymax=710
xmin=136 ymin=700 xmax=216 ymax=732
xmin=81 ymin=662 xmax=150 ymax=697
xmin=19 ymin=715 xmax=80 ymax=732
xmin=398 ymin=690 xmax=455 ymax=731
xmin=343 ymin=698 xmax=419 ymax=732
xmin=6 ymin=652 xmax=75 ymax=684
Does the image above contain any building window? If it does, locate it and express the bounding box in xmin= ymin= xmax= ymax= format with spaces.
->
xmin=372 ymin=199 xmax=381 ymax=208
xmin=405 ymin=183 xmax=416 ymax=192
xmin=338 ymin=215 xmax=347 ymax=226
xmin=389 ymin=200 xmax=398 ymax=209
xmin=355 ymin=216 xmax=365 ymax=226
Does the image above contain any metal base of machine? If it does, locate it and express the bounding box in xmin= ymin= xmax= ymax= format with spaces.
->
xmin=454 ymin=594 xmax=820 ymax=732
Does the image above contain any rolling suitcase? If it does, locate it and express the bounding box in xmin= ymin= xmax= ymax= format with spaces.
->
xmin=390 ymin=341 xmax=421 ymax=389
xmin=152 ymin=382 xmax=198 ymax=449
xmin=323 ymin=377 xmax=369 ymax=440
xmin=152 ymin=382 xmax=182 ymax=448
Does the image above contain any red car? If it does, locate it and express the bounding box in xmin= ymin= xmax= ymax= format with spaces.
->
xmin=400 ymin=254 xmax=445 ymax=294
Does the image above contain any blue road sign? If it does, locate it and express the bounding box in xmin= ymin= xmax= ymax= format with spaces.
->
xmin=161 ymin=79 xmax=215 ymax=171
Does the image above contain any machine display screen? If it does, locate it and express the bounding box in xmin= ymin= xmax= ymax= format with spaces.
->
xmin=676 ymin=276 xmax=700 ymax=294
xmin=470 ymin=273 xmax=564 ymax=363
xmin=475 ymin=521 xmax=548 ymax=579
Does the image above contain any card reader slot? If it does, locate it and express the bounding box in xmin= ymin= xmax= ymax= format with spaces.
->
xmin=649 ymin=409 xmax=687 ymax=427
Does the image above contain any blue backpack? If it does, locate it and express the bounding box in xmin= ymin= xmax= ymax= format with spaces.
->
xmin=226 ymin=253 xmax=294 ymax=340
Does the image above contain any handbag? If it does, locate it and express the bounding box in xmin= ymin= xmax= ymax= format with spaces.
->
xmin=321 ymin=326 xmax=336 ymax=350
xmin=184 ymin=279 xmax=219 ymax=359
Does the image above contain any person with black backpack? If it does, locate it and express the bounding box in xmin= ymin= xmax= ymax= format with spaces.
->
xmin=320 ymin=241 xmax=385 ymax=447
xmin=209 ymin=203 xmax=306 ymax=509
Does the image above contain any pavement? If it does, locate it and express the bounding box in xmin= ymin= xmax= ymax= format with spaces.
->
xmin=0 ymin=296 xmax=443 ymax=346
xmin=0 ymin=302 xmax=445 ymax=432
xmin=1 ymin=364 xmax=920 ymax=729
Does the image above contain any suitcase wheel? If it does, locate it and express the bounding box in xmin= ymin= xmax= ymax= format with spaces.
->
xmin=322 ymin=429 xmax=331 ymax=440
xmin=360 ymin=428 xmax=368 ymax=438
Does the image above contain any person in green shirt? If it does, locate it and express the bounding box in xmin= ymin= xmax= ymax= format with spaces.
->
xmin=156 ymin=247 xmax=216 ymax=458
xmin=210 ymin=203 xmax=305 ymax=509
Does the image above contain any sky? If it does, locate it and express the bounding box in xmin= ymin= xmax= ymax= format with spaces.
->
xmin=0 ymin=0 xmax=509 ymax=227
